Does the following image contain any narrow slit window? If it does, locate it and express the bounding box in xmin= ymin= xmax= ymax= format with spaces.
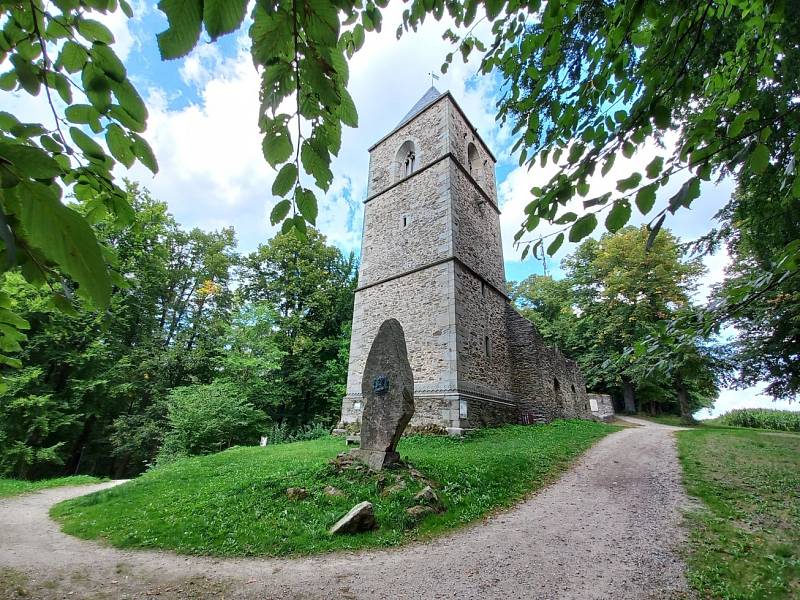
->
xmin=484 ymin=335 xmax=490 ymax=357
xmin=481 ymin=281 xmax=486 ymax=297
xmin=402 ymin=215 xmax=408 ymax=228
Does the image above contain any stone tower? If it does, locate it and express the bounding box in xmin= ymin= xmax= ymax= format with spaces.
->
xmin=339 ymin=88 xmax=593 ymax=434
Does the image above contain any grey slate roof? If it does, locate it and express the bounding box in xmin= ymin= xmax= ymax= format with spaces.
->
xmin=396 ymin=86 xmax=442 ymax=128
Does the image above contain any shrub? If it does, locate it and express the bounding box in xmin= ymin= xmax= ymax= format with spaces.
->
xmin=715 ymin=408 xmax=800 ymax=432
xmin=261 ymin=420 xmax=329 ymax=445
xmin=155 ymin=381 xmax=268 ymax=465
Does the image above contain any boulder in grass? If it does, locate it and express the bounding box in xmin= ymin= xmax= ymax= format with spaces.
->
xmin=286 ymin=487 xmax=308 ymax=500
xmin=329 ymin=501 xmax=377 ymax=535
xmin=413 ymin=485 xmax=442 ymax=510
xmin=405 ymin=505 xmax=436 ymax=521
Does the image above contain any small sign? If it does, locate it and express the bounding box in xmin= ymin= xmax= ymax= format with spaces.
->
xmin=372 ymin=374 xmax=389 ymax=396
xmin=589 ymin=398 xmax=599 ymax=412
xmin=459 ymin=399 xmax=468 ymax=418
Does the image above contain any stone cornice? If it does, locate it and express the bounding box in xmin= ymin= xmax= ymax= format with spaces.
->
xmin=356 ymin=255 xmax=511 ymax=301
xmin=363 ymin=152 xmax=500 ymax=215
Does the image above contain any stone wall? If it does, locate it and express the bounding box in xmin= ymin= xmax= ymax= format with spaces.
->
xmin=345 ymin=262 xmax=456 ymax=397
xmin=449 ymin=162 xmax=505 ymax=291
xmin=359 ymin=160 xmax=451 ymax=287
xmin=505 ymin=306 xmax=592 ymax=422
xmin=367 ymin=100 xmax=449 ymax=197
xmin=588 ymin=393 xmax=615 ymax=421
xmin=454 ymin=263 xmax=514 ymax=401
xmin=447 ymin=100 xmax=497 ymax=204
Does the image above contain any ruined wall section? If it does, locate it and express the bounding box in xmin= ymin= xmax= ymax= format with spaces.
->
xmin=366 ymin=100 xmax=449 ymax=198
xmin=358 ymin=161 xmax=450 ymax=288
xmin=454 ymin=263 xmax=514 ymax=401
xmin=505 ymin=306 xmax=592 ymax=421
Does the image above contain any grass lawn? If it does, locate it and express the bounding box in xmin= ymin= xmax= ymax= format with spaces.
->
xmin=0 ymin=476 xmax=104 ymax=499
xmin=51 ymin=420 xmax=615 ymax=557
xmin=677 ymin=428 xmax=800 ymax=599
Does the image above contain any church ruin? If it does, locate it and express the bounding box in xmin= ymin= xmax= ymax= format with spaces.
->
xmin=339 ymin=88 xmax=593 ymax=434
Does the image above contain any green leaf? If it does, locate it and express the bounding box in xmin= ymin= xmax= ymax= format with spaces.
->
xmin=131 ymin=133 xmax=158 ymax=173
xmin=645 ymin=156 xmax=664 ymax=179
xmin=105 ymin=124 xmax=134 ymax=168
xmin=69 ymin=127 xmax=106 ymax=160
xmin=156 ymin=0 xmax=203 ymax=60
xmin=9 ymin=55 xmax=39 ymax=96
xmin=0 ymin=143 xmax=62 ymax=179
xmin=546 ymin=232 xmax=564 ymax=256
xmin=748 ymin=144 xmax=770 ymax=174
xmin=652 ymin=104 xmax=671 ymax=129
xmin=605 ymin=201 xmax=631 ymax=233
xmin=601 ymin=154 xmax=615 ymax=176
xmin=667 ymin=177 xmax=701 ymax=214
xmin=646 ymin=215 xmax=665 ymax=250
xmin=77 ymin=19 xmax=115 ymax=44
xmin=82 ymin=63 xmax=112 ymax=112
xmin=91 ymin=43 xmax=126 ymax=82
xmin=65 ymin=104 xmax=100 ymax=124
xmin=0 ymin=71 xmax=17 ymax=91
xmin=16 ymin=181 xmax=111 ymax=307
xmin=292 ymin=214 xmax=308 ymax=240
xmin=616 ymin=172 xmax=642 ymax=192
xmin=338 ymin=88 xmax=358 ymax=128
xmin=262 ymin=127 xmax=293 ymax=167
xmin=57 ymin=41 xmax=88 ymax=74
xmin=622 ymin=141 xmax=634 ymax=158
xmin=272 ymin=163 xmax=298 ymax=197
xmin=568 ymin=213 xmax=597 ymax=243
xmin=554 ymin=212 xmax=577 ymax=225
xmin=635 ymin=184 xmax=657 ymax=215
xmin=110 ymin=79 xmax=148 ymax=125
xmin=203 ymin=0 xmax=248 ymax=39
xmin=301 ymin=141 xmax=333 ymax=190
xmin=270 ymin=199 xmax=291 ymax=225
xmin=295 ymin=187 xmax=318 ymax=225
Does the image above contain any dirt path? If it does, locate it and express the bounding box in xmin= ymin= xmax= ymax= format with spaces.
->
xmin=0 ymin=419 xmax=693 ymax=599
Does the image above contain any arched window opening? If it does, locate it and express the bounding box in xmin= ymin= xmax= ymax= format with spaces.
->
xmin=396 ymin=140 xmax=416 ymax=180
xmin=467 ymin=142 xmax=479 ymax=177
xmin=553 ymin=378 xmax=561 ymax=392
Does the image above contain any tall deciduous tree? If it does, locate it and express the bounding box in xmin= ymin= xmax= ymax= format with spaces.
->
xmin=240 ymin=229 xmax=357 ymax=426
xmin=515 ymin=226 xmax=711 ymax=414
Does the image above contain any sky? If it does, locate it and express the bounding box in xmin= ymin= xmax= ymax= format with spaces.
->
xmin=5 ymin=1 xmax=797 ymax=418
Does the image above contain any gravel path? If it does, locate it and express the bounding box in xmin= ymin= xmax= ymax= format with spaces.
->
xmin=0 ymin=419 xmax=693 ymax=599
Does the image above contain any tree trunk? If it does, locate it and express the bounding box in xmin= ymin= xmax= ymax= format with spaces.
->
xmin=621 ymin=378 xmax=636 ymax=413
xmin=675 ymin=380 xmax=695 ymax=425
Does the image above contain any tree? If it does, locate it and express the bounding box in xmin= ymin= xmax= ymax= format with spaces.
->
xmin=240 ymin=229 xmax=357 ymax=426
xmin=517 ymin=226 xmax=709 ymax=413
xmin=2 ymin=1 xmax=797 ymax=394
xmin=509 ymin=274 xmax=580 ymax=355
xmin=711 ymin=170 xmax=800 ymax=400
xmin=630 ymin=309 xmax=730 ymax=424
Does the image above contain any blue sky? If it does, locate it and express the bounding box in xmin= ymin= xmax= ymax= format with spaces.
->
xmin=4 ymin=1 xmax=797 ymax=417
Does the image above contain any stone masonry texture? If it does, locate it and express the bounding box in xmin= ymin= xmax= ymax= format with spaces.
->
xmin=340 ymin=89 xmax=592 ymax=431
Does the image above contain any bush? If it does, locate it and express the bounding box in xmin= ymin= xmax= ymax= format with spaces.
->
xmin=261 ymin=420 xmax=329 ymax=445
xmin=156 ymin=381 xmax=268 ymax=465
xmin=715 ymin=408 xmax=800 ymax=432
